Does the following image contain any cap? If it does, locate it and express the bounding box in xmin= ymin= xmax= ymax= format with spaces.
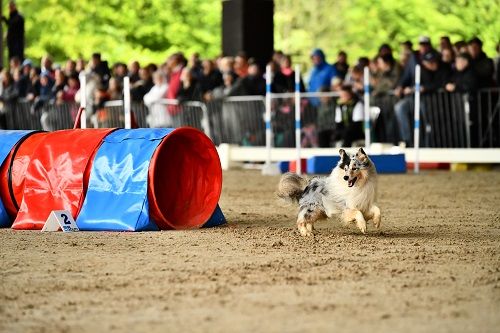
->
xmin=21 ymin=59 xmax=33 ymax=67
xmin=419 ymin=36 xmax=431 ymax=44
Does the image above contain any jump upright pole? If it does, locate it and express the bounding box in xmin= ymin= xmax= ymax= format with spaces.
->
xmin=123 ymin=76 xmax=132 ymax=129
xmin=264 ymin=65 xmax=272 ymax=170
xmin=414 ymin=65 xmax=421 ymax=174
xmin=294 ymin=65 xmax=302 ymax=175
xmin=363 ymin=66 xmax=371 ymax=150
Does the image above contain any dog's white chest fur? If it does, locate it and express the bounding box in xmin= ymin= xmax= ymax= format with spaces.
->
xmin=323 ymin=167 xmax=377 ymax=217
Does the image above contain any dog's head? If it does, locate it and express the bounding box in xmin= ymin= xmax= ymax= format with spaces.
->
xmin=339 ymin=148 xmax=371 ymax=187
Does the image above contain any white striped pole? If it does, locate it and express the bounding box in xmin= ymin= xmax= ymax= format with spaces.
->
xmin=414 ymin=65 xmax=421 ymax=174
xmin=294 ymin=65 xmax=301 ymax=175
xmin=264 ymin=65 xmax=272 ymax=168
xmin=363 ymin=66 xmax=370 ymax=150
xmin=79 ymin=72 xmax=87 ymax=129
xmin=123 ymin=76 xmax=132 ymax=129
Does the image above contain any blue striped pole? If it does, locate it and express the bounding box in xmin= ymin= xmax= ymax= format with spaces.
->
xmin=294 ymin=65 xmax=301 ymax=175
xmin=363 ymin=66 xmax=371 ymax=150
xmin=414 ymin=65 xmax=421 ymax=174
xmin=265 ymin=65 xmax=272 ymax=169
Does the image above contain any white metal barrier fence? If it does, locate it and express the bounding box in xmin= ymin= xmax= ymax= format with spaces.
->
xmin=2 ymin=73 xmax=499 ymax=171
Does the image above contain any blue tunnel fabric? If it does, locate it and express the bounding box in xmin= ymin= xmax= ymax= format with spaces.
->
xmin=0 ymin=130 xmax=34 ymax=227
xmin=203 ymin=204 xmax=226 ymax=228
xmin=77 ymin=128 xmax=174 ymax=231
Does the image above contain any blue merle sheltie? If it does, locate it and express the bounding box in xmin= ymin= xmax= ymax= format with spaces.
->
xmin=277 ymin=148 xmax=381 ymax=236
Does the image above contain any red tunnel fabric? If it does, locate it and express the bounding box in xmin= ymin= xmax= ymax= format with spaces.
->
xmin=11 ymin=129 xmax=115 ymax=230
xmin=0 ymin=130 xmax=37 ymax=227
xmin=0 ymin=132 xmax=47 ymax=218
xmin=148 ymin=127 xmax=223 ymax=229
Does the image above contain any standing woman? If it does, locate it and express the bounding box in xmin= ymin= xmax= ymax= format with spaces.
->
xmin=0 ymin=69 xmax=19 ymax=128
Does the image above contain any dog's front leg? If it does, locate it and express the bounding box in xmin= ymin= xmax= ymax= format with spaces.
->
xmin=363 ymin=205 xmax=381 ymax=229
xmin=297 ymin=218 xmax=313 ymax=237
xmin=343 ymin=208 xmax=367 ymax=234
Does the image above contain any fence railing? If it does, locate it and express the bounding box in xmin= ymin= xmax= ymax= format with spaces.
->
xmin=1 ymin=88 xmax=499 ymax=148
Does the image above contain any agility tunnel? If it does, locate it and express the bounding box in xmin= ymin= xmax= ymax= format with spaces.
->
xmin=0 ymin=128 xmax=224 ymax=231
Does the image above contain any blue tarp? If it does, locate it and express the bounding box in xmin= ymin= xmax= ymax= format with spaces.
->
xmin=306 ymin=154 xmax=407 ymax=174
xmin=203 ymin=204 xmax=226 ymax=228
xmin=77 ymin=128 xmax=173 ymax=231
xmin=0 ymin=130 xmax=34 ymax=227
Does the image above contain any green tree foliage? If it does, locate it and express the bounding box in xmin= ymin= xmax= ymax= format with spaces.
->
xmin=7 ymin=0 xmax=499 ymax=67
xmin=13 ymin=0 xmax=221 ymax=64
xmin=275 ymin=0 xmax=499 ymax=69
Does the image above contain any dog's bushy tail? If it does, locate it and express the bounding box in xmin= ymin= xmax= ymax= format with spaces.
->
xmin=276 ymin=172 xmax=308 ymax=204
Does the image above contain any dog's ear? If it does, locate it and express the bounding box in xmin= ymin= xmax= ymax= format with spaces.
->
xmin=338 ymin=149 xmax=350 ymax=168
xmin=356 ymin=148 xmax=367 ymax=162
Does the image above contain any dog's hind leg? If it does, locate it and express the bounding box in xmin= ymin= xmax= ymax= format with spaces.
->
xmin=342 ymin=209 xmax=367 ymax=234
xmin=297 ymin=207 xmax=325 ymax=237
xmin=297 ymin=206 xmax=312 ymax=236
xmin=370 ymin=205 xmax=381 ymax=229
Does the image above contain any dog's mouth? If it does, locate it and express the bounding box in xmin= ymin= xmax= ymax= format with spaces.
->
xmin=347 ymin=177 xmax=357 ymax=187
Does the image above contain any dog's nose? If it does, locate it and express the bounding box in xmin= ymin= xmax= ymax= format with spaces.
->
xmin=343 ymin=176 xmax=349 ymax=181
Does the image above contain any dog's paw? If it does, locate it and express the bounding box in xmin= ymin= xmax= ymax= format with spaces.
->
xmin=299 ymin=227 xmax=314 ymax=237
xmin=373 ymin=216 xmax=381 ymax=229
xmin=356 ymin=220 xmax=367 ymax=234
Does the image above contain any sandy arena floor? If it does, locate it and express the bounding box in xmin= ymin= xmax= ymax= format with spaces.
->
xmin=0 ymin=169 xmax=499 ymax=333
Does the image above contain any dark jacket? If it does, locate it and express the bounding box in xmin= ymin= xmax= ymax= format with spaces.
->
xmin=229 ymin=75 xmax=266 ymax=96
xmin=16 ymin=74 xmax=30 ymax=98
xmin=177 ymin=80 xmax=202 ymax=102
xmin=4 ymin=10 xmax=24 ymax=60
xmin=334 ymin=61 xmax=349 ymax=80
xmin=372 ymin=64 xmax=401 ymax=95
xmin=420 ymin=63 xmax=451 ymax=94
xmin=0 ymin=84 xmax=19 ymax=103
xmin=199 ymin=70 xmax=223 ymax=94
xmin=280 ymin=69 xmax=306 ymax=93
xmin=471 ymin=52 xmax=494 ymax=88
xmin=333 ymin=97 xmax=364 ymax=147
xmin=92 ymin=61 xmax=111 ymax=85
xmin=448 ymin=66 xmax=478 ymax=94
xmin=130 ymin=79 xmax=154 ymax=101
xmin=398 ymin=50 xmax=440 ymax=88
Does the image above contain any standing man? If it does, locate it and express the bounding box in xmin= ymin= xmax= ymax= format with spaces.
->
xmin=308 ymin=48 xmax=337 ymax=107
xmin=2 ymin=1 xmax=24 ymax=62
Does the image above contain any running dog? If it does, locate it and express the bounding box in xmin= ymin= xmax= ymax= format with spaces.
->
xmin=277 ymin=148 xmax=381 ymax=236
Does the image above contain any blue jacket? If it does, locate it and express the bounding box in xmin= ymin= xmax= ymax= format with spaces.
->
xmin=308 ymin=49 xmax=337 ymax=93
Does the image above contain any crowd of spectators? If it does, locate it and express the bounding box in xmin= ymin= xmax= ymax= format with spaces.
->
xmin=0 ymin=33 xmax=499 ymax=146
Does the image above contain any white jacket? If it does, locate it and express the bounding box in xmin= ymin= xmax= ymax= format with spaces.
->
xmin=144 ymin=83 xmax=170 ymax=128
